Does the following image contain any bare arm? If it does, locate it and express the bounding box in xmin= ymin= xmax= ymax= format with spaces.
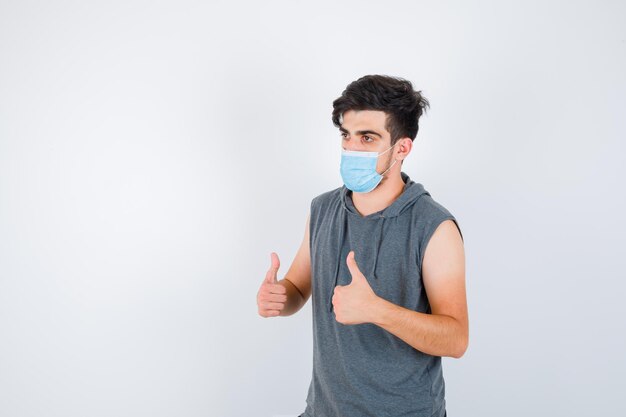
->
xmin=371 ymin=219 xmax=468 ymax=358
xmin=278 ymin=212 xmax=312 ymax=316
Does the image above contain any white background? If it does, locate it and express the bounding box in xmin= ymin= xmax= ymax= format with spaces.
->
xmin=1 ymin=1 xmax=624 ymax=416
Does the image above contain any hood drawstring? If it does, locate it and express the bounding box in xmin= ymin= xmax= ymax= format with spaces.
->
xmin=329 ymin=209 xmax=347 ymax=313
xmin=370 ymin=214 xmax=386 ymax=281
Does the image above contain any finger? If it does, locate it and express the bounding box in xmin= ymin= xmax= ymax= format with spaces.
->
xmin=263 ymin=301 xmax=285 ymax=310
xmin=260 ymin=291 xmax=288 ymax=303
xmin=346 ymin=251 xmax=363 ymax=279
xmin=266 ymin=283 xmax=286 ymax=294
xmin=265 ymin=293 xmax=288 ymax=303
xmin=265 ymin=252 xmax=280 ymax=283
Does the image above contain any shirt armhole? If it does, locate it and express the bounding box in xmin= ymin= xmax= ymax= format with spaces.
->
xmin=417 ymin=215 xmax=462 ymax=274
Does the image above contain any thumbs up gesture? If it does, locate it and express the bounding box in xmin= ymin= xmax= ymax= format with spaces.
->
xmin=332 ymin=251 xmax=380 ymax=325
xmin=257 ymin=252 xmax=287 ymax=318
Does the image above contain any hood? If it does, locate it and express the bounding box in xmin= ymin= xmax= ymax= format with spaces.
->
xmin=329 ymin=171 xmax=430 ymax=312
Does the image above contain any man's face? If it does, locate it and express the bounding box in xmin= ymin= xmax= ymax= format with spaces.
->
xmin=339 ymin=109 xmax=397 ymax=176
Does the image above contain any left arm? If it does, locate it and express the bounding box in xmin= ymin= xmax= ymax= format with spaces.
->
xmin=370 ymin=219 xmax=469 ymax=358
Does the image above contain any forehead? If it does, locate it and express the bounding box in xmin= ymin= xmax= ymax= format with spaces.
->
xmin=340 ymin=110 xmax=388 ymax=134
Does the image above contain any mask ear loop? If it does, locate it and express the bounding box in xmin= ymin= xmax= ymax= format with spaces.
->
xmin=380 ymin=158 xmax=398 ymax=176
xmin=379 ymin=140 xmax=401 ymax=175
xmin=377 ymin=142 xmax=397 ymax=156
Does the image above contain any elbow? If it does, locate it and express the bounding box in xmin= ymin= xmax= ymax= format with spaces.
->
xmin=452 ymin=320 xmax=469 ymax=358
xmin=452 ymin=336 xmax=469 ymax=359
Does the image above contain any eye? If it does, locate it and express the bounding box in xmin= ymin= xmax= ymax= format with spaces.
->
xmin=340 ymin=132 xmax=348 ymax=139
xmin=363 ymin=136 xmax=374 ymax=143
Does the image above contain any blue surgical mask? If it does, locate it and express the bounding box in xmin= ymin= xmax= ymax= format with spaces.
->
xmin=340 ymin=143 xmax=399 ymax=193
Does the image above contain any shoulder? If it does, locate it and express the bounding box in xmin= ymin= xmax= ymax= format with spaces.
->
xmin=413 ymin=192 xmax=454 ymax=219
xmin=309 ymin=186 xmax=343 ymax=235
xmin=310 ymin=186 xmax=343 ymax=211
xmin=411 ymin=191 xmax=464 ymax=244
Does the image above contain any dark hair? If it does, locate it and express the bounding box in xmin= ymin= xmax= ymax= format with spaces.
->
xmin=332 ymin=75 xmax=430 ymax=145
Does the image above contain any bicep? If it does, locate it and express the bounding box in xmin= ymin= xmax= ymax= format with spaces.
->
xmin=421 ymin=219 xmax=468 ymax=334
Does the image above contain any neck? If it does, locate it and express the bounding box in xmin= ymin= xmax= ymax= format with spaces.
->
xmin=351 ymin=168 xmax=405 ymax=217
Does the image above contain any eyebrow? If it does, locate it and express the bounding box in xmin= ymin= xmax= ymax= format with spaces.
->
xmin=339 ymin=126 xmax=382 ymax=138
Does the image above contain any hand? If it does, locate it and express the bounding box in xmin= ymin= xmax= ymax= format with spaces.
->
xmin=332 ymin=250 xmax=380 ymax=325
xmin=257 ymin=252 xmax=287 ymax=318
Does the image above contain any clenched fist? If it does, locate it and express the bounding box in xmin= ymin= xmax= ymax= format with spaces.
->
xmin=257 ymin=252 xmax=287 ymax=318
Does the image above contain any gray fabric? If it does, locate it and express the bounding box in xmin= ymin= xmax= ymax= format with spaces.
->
xmin=301 ymin=171 xmax=462 ymax=417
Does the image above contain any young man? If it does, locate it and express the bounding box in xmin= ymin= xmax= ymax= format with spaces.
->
xmin=257 ymin=75 xmax=467 ymax=417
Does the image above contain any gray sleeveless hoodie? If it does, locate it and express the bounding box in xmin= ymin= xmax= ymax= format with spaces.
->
xmin=302 ymin=171 xmax=463 ymax=417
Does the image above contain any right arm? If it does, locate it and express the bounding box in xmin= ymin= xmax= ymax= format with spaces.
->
xmin=277 ymin=212 xmax=312 ymax=316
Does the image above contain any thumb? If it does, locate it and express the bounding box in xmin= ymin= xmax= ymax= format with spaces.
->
xmin=346 ymin=251 xmax=364 ymax=283
xmin=265 ymin=252 xmax=280 ymax=284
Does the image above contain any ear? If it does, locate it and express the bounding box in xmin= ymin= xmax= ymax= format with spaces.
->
xmin=395 ymin=137 xmax=411 ymax=161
